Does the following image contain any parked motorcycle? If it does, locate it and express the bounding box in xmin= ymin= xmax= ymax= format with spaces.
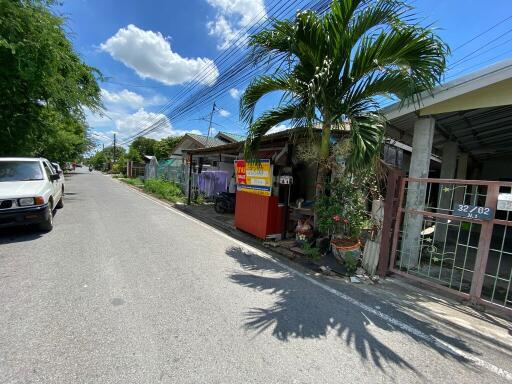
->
xmin=214 ymin=192 xmax=236 ymax=214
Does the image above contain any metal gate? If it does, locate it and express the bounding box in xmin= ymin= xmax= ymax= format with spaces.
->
xmin=390 ymin=177 xmax=512 ymax=315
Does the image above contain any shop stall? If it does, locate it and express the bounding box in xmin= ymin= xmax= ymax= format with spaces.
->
xmin=234 ymin=159 xmax=285 ymax=239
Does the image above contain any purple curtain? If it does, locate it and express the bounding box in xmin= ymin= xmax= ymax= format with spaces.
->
xmin=197 ymin=171 xmax=229 ymax=197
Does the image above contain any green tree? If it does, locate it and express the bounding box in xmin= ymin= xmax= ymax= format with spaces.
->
xmin=127 ymin=146 xmax=143 ymax=163
xmin=0 ymin=0 xmax=102 ymax=159
xmin=127 ymin=135 xmax=182 ymax=161
xmin=88 ymin=151 xmax=107 ymax=170
xmin=102 ymin=146 xmax=126 ymax=162
xmin=129 ymin=137 xmax=158 ymax=159
xmin=241 ymin=0 xmax=448 ymax=199
xmin=154 ymin=136 xmax=182 ymax=159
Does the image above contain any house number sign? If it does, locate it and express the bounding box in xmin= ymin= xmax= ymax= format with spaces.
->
xmin=453 ymin=204 xmax=494 ymax=220
xmin=497 ymin=193 xmax=512 ymax=211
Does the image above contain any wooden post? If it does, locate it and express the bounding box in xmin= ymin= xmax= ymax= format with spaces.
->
xmin=187 ymin=153 xmax=193 ymax=205
xmin=377 ymin=169 xmax=403 ymax=276
xmin=469 ymin=183 xmax=499 ymax=301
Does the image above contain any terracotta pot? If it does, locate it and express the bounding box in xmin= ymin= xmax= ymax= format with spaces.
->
xmin=331 ymin=238 xmax=361 ymax=262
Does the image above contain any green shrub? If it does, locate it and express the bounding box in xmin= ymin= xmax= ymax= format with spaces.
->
xmin=302 ymin=242 xmax=321 ymax=261
xmin=194 ymin=193 xmax=205 ymax=204
xmin=344 ymin=253 xmax=358 ymax=275
xmin=143 ymin=178 xmax=184 ymax=203
xmin=120 ymin=178 xmax=144 ymax=187
xmin=111 ymin=163 xmax=125 ymax=175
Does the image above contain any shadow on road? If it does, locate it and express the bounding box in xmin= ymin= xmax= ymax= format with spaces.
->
xmin=226 ymin=246 xmax=478 ymax=374
xmin=64 ymin=172 xmax=88 ymax=178
xmin=0 ymin=226 xmax=44 ymax=244
xmin=0 ymin=210 xmax=60 ymax=244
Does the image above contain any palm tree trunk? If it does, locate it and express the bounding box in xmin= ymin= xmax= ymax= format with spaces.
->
xmin=314 ymin=119 xmax=331 ymax=228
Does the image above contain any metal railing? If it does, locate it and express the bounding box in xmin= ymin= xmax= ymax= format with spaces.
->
xmin=390 ymin=178 xmax=512 ymax=314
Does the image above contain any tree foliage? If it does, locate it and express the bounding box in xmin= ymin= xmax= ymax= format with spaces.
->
xmin=241 ymin=0 xmax=448 ymax=181
xmin=0 ymin=0 xmax=102 ymax=161
xmin=87 ymin=145 xmax=127 ymax=170
xmin=127 ymin=135 xmax=182 ymax=161
xmin=129 ymin=137 xmax=158 ymax=159
xmin=154 ymin=136 xmax=182 ymax=159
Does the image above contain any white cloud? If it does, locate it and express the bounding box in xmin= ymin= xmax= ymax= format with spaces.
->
xmin=87 ymin=108 xmax=201 ymax=146
xmin=228 ymin=87 xmax=241 ymax=99
xmin=218 ymin=108 xmax=231 ymax=117
xmin=101 ymin=88 xmax=144 ymax=108
xmin=206 ymin=0 xmax=266 ymax=50
xmin=101 ymin=88 xmax=167 ymax=110
xmin=114 ymin=109 xmax=201 ymax=141
xmin=100 ymin=24 xmax=219 ymax=86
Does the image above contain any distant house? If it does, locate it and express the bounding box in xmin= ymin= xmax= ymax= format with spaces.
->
xmin=170 ymin=132 xmax=245 ymax=160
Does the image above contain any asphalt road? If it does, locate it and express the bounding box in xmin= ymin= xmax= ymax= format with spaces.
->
xmin=1 ymin=170 xmax=511 ymax=384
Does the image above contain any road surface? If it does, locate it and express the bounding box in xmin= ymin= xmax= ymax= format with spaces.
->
xmin=1 ymin=170 xmax=511 ymax=383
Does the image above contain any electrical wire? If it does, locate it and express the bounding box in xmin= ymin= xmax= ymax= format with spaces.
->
xmin=120 ymin=0 xmax=333 ymax=145
xmin=452 ymin=14 xmax=512 ymax=52
xmin=118 ymin=0 xmax=289 ymax=142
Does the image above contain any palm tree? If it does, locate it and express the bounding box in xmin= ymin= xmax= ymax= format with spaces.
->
xmin=240 ymin=0 xmax=448 ymax=199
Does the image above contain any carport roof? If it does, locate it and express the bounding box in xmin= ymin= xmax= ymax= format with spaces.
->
xmin=383 ymin=60 xmax=512 ymax=160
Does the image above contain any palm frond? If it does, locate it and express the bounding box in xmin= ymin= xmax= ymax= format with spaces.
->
xmin=240 ymin=74 xmax=295 ymax=126
xmin=347 ymin=113 xmax=384 ymax=170
xmin=244 ymin=104 xmax=304 ymax=161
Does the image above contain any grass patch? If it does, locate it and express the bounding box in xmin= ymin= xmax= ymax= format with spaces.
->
xmin=119 ymin=177 xmax=144 ymax=187
xmin=143 ymin=178 xmax=184 ymax=203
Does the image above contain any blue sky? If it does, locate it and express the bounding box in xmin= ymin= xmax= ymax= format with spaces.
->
xmin=57 ymin=0 xmax=512 ymax=148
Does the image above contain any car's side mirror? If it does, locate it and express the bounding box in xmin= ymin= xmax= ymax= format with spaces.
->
xmin=50 ymin=174 xmax=60 ymax=181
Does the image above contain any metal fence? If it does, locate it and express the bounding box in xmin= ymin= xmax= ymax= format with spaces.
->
xmin=390 ymin=177 xmax=512 ymax=314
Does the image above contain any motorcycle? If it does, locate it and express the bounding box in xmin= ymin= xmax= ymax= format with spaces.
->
xmin=214 ymin=192 xmax=236 ymax=214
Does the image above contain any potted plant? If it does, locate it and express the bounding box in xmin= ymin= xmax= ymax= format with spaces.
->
xmin=316 ymin=177 xmax=371 ymax=262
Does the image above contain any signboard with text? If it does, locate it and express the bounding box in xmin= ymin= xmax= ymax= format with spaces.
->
xmin=497 ymin=193 xmax=512 ymax=211
xmin=234 ymin=159 xmax=272 ymax=196
xmin=453 ymin=204 xmax=494 ymax=221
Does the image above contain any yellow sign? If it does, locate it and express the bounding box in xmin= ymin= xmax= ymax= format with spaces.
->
xmin=234 ymin=159 xmax=272 ymax=196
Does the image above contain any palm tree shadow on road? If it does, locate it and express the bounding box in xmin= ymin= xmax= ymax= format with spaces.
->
xmin=225 ymin=246 xmax=480 ymax=374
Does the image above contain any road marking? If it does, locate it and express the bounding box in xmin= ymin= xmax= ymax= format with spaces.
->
xmin=120 ymin=181 xmax=512 ymax=381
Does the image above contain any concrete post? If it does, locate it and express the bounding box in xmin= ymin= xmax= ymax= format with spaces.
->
xmin=453 ymin=152 xmax=469 ymax=204
xmin=434 ymin=141 xmax=459 ymax=243
xmin=401 ymin=117 xmax=435 ymax=269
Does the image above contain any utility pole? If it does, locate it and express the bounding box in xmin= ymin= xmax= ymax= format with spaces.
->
xmin=113 ymin=133 xmax=117 ymax=163
xmin=205 ymin=101 xmax=216 ymax=147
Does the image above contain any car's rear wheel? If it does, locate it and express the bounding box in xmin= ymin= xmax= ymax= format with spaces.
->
xmin=39 ymin=201 xmax=54 ymax=232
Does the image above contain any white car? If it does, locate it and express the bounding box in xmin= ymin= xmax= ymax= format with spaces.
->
xmin=0 ymin=157 xmax=64 ymax=231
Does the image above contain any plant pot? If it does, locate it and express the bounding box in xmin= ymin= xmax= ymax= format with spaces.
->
xmin=331 ymin=238 xmax=361 ymax=263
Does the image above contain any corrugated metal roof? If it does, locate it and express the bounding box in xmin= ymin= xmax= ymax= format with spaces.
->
xmin=186 ymin=133 xmax=227 ymax=148
xmin=216 ymin=131 xmax=246 ymax=142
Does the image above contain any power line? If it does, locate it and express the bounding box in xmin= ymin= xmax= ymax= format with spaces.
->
xmin=448 ymin=26 xmax=512 ymax=69
xmin=452 ymin=14 xmax=512 ymax=52
xmin=446 ymin=35 xmax=512 ymax=73
xmin=120 ymin=0 xmax=328 ymax=145
xmin=445 ymin=48 xmax=512 ymax=81
xmin=119 ymin=0 xmax=285 ymax=142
